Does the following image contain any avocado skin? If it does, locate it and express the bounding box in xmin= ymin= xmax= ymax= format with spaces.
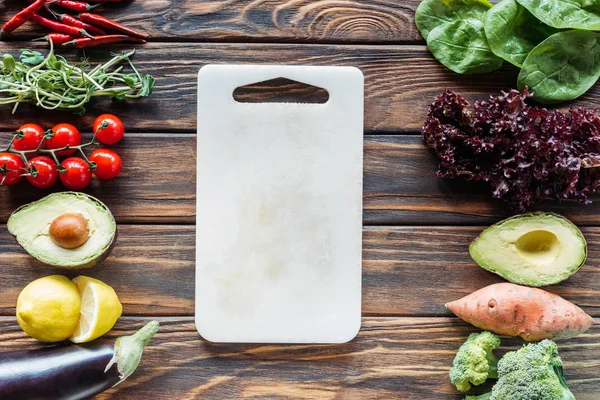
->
xmin=469 ymin=212 xmax=587 ymax=287
xmin=9 ymin=192 xmax=117 ymax=269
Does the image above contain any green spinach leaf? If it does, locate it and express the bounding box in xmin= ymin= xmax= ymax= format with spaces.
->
xmin=484 ymin=0 xmax=557 ymax=67
xmin=515 ymin=0 xmax=600 ymax=30
xmin=415 ymin=0 xmax=493 ymax=40
xmin=518 ymin=30 xmax=600 ymax=104
xmin=427 ymin=18 xmax=504 ymax=74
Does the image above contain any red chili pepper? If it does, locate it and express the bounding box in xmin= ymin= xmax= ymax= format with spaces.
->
xmin=1 ymin=0 xmax=47 ymax=35
xmin=46 ymin=8 xmax=106 ymax=36
xmin=50 ymin=0 xmax=101 ymax=12
xmin=32 ymin=13 xmax=93 ymax=38
xmin=79 ymin=13 xmax=147 ymax=39
xmin=63 ymin=34 xmax=146 ymax=48
xmin=33 ymin=32 xmax=78 ymax=45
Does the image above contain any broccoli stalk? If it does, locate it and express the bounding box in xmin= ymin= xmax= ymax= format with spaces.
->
xmin=450 ymin=331 xmax=501 ymax=392
xmin=551 ymin=364 xmax=576 ymax=400
xmin=464 ymin=340 xmax=576 ymax=400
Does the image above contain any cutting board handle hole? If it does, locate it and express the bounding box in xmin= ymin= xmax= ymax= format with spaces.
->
xmin=233 ymin=78 xmax=329 ymax=104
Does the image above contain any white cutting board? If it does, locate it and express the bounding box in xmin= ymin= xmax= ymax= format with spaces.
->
xmin=196 ymin=64 xmax=364 ymax=343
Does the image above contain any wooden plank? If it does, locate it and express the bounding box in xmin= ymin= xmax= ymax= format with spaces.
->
xmin=0 ymin=225 xmax=196 ymax=317
xmin=1 ymin=134 xmax=599 ymax=226
xmin=0 ymin=41 xmax=588 ymax=134
xmin=0 ymin=225 xmax=598 ymax=318
xmin=0 ymin=316 xmax=597 ymax=399
xmin=364 ymin=136 xmax=600 ymax=225
xmin=0 ymin=0 xmax=422 ymax=44
xmin=0 ymin=134 xmax=196 ymax=224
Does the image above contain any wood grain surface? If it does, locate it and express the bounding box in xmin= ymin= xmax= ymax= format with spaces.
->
xmin=1 ymin=134 xmax=598 ymax=226
xmin=0 ymin=225 xmax=597 ymax=318
xmin=0 ymin=0 xmax=421 ymax=43
xmin=0 ymin=316 xmax=598 ymax=400
xmin=2 ymin=42 xmax=600 ymax=134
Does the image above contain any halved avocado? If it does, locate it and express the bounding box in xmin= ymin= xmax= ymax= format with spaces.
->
xmin=469 ymin=212 xmax=587 ymax=286
xmin=8 ymin=192 xmax=117 ymax=269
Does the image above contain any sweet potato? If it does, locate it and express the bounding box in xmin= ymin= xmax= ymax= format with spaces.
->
xmin=445 ymin=283 xmax=594 ymax=341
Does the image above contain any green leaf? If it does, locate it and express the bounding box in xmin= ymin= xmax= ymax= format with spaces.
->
xmin=515 ymin=0 xmax=600 ymax=30
xmin=427 ymin=18 xmax=504 ymax=74
xmin=484 ymin=0 xmax=557 ymax=67
xmin=64 ymin=65 xmax=75 ymax=78
xmin=139 ymin=75 xmax=155 ymax=97
xmin=2 ymin=54 xmax=15 ymax=73
xmin=123 ymin=75 xmax=137 ymax=89
xmin=518 ymin=30 xmax=600 ymax=104
xmin=112 ymin=92 xmax=127 ymax=101
xmin=19 ymin=50 xmax=44 ymax=66
xmin=38 ymin=78 xmax=54 ymax=91
xmin=14 ymin=62 xmax=28 ymax=73
xmin=47 ymin=54 xmax=62 ymax=71
xmin=415 ymin=0 xmax=493 ymax=40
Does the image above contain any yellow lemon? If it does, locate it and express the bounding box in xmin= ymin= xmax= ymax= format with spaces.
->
xmin=16 ymin=275 xmax=81 ymax=342
xmin=69 ymin=276 xmax=122 ymax=343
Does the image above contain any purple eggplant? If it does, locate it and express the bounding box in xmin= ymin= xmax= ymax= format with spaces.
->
xmin=0 ymin=320 xmax=159 ymax=400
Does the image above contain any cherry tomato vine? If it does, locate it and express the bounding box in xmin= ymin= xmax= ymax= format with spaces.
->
xmin=0 ymin=114 xmax=124 ymax=189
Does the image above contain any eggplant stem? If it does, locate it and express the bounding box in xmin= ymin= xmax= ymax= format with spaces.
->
xmin=105 ymin=320 xmax=159 ymax=386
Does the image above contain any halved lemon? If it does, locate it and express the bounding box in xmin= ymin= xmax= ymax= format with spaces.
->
xmin=69 ymin=276 xmax=123 ymax=343
xmin=16 ymin=275 xmax=81 ymax=342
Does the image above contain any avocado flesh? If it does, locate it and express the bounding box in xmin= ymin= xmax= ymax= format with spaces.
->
xmin=469 ymin=212 xmax=587 ymax=286
xmin=7 ymin=192 xmax=116 ymax=269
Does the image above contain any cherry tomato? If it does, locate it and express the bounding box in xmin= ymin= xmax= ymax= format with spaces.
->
xmin=89 ymin=148 xmax=122 ymax=180
xmin=0 ymin=152 xmax=25 ymax=185
xmin=47 ymin=123 xmax=81 ymax=156
xmin=94 ymin=114 xmax=124 ymax=145
xmin=59 ymin=157 xmax=92 ymax=190
xmin=26 ymin=156 xmax=59 ymax=189
xmin=13 ymin=124 xmax=46 ymax=152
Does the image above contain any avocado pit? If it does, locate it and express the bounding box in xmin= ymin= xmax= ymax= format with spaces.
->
xmin=49 ymin=213 xmax=90 ymax=249
xmin=7 ymin=192 xmax=117 ymax=269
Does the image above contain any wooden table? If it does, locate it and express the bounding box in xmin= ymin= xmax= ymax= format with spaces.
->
xmin=0 ymin=1 xmax=599 ymax=399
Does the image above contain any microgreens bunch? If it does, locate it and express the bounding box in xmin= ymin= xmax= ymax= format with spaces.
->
xmin=0 ymin=39 xmax=154 ymax=115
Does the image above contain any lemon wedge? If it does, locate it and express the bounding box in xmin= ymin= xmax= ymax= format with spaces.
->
xmin=70 ymin=276 xmax=123 ymax=343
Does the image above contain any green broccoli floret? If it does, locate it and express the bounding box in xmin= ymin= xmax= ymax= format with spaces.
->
xmin=449 ymin=331 xmax=501 ymax=392
xmin=465 ymin=394 xmax=492 ymax=400
xmin=463 ymin=340 xmax=575 ymax=400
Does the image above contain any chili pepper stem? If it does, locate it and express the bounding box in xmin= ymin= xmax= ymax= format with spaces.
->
xmin=50 ymin=0 xmax=101 ymax=13
xmin=80 ymin=29 xmax=94 ymax=39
